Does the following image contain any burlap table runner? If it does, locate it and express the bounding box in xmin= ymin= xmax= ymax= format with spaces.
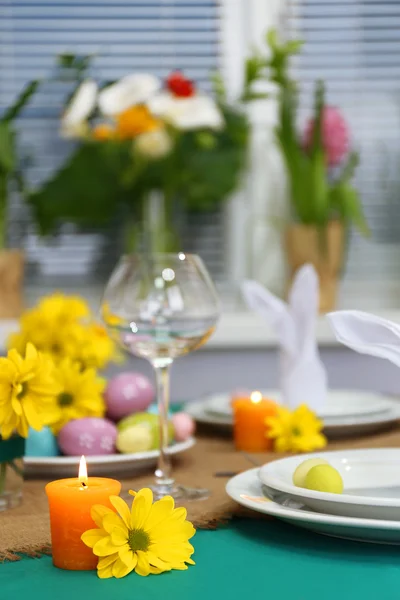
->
xmin=1 ymin=425 xmax=400 ymax=561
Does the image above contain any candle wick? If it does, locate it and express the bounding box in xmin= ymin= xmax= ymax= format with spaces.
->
xmin=81 ymin=481 xmax=87 ymax=488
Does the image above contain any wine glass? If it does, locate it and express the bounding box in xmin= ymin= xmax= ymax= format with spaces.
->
xmin=101 ymin=253 xmax=220 ymax=500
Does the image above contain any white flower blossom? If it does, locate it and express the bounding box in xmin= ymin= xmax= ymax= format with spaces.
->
xmin=135 ymin=128 xmax=173 ymax=159
xmin=148 ymin=92 xmax=224 ymax=131
xmin=98 ymin=74 xmax=161 ymax=117
xmin=60 ymin=79 xmax=97 ymax=138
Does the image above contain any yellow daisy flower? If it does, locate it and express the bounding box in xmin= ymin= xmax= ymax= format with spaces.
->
xmin=50 ymin=359 xmax=106 ymax=433
xmin=81 ymin=488 xmax=196 ymax=579
xmin=0 ymin=343 xmax=62 ymax=439
xmin=36 ymin=293 xmax=90 ymax=322
xmin=266 ymin=404 xmax=327 ymax=453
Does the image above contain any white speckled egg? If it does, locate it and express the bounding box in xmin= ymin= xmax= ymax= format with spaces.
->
xmin=105 ymin=372 xmax=155 ymax=421
xmin=58 ymin=418 xmax=117 ymax=456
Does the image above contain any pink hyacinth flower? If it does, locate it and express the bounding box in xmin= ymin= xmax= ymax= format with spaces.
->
xmin=303 ymin=106 xmax=349 ymax=167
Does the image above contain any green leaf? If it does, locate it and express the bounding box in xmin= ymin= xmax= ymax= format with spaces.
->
xmin=0 ymin=123 xmax=16 ymax=173
xmin=330 ymin=182 xmax=369 ymax=236
xmin=28 ymin=142 xmax=134 ymax=234
xmin=2 ymin=81 xmax=39 ymax=123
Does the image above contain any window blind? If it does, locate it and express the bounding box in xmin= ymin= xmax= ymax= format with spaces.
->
xmin=287 ymin=0 xmax=400 ymax=308
xmin=0 ymin=0 xmax=226 ymax=285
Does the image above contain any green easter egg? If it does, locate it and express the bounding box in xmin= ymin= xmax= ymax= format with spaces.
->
xmin=116 ymin=425 xmax=153 ymax=454
xmin=305 ymin=464 xmax=344 ymax=494
xmin=117 ymin=412 xmax=174 ymax=449
xmin=292 ymin=458 xmax=329 ymax=488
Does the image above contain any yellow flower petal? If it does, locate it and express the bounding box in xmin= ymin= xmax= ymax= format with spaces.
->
xmin=146 ymin=551 xmax=170 ymax=572
xmin=135 ymin=550 xmax=150 ymax=577
xmin=109 ymin=495 xmax=131 ymax=528
xmin=102 ymin=513 xmax=124 ymax=534
xmin=93 ymin=535 xmax=116 ymax=557
xmin=81 ymin=528 xmax=107 ymax=548
xmin=111 ymin=527 xmax=129 ymax=547
xmin=91 ymin=504 xmax=114 ymax=528
xmin=98 ymin=554 xmax=119 ymax=570
xmin=97 ymin=564 xmax=114 ymax=579
xmin=145 ymin=496 xmax=175 ymax=531
xmin=112 ymin=557 xmax=136 ymax=579
xmin=118 ymin=544 xmax=135 ymax=567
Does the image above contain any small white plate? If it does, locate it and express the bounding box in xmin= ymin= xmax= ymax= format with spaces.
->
xmin=226 ymin=468 xmax=400 ymax=544
xmin=259 ymin=448 xmax=400 ymax=521
xmin=205 ymin=390 xmax=394 ymax=420
xmin=185 ymin=399 xmax=400 ymax=439
xmin=24 ymin=437 xmax=195 ymax=478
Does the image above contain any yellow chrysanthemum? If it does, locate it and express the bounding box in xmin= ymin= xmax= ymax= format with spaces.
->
xmin=7 ymin=293 xmax=119 ymax=369
xmin=36 ymin=293 xmax=90 ymax=322
xmin=82 ymin=489 xmax=195 ymax=579
xmin=50 ymin=359 xmax=106 ymax=433
xmin=0 ymin=343 xmax=62 ymax=439
xmin=266 ymin=404 xmax=327 ymax=453
xmin=70 ymin=322 xmax=121 ymax=370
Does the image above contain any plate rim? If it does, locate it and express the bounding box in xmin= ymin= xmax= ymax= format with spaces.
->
xmin=24 ymin=437 xmax=195 ymax=466
xmin=186 ymin=399 xmax=400 ymax=429
xmin=259 ymin=448 xmax=400 ymax=509
xmin=226 ymin=467 xmax=400 ymax=532
xmin=205 ymin=390 xmax=395 ymax=419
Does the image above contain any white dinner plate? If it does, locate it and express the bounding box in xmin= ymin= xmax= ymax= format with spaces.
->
xmin=205 ymin=390 xmax=394 ymax=420
xmin=259 ymin=448 xmax=400 ymax=521
xmin=185 ymin=399 xmax=400 ymax=439
xmin=226 ymin=468 xmax=400 ymax=544
xmin=24 ymin=437 xmax=195 ymax=478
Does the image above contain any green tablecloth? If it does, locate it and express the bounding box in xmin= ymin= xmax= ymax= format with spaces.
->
xmin=1 ymin=519 xmax=400 ymax=600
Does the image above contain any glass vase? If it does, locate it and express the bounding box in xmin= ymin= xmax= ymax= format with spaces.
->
xmin=125 ymin=190 xmax=181 ymax=254
xmin=0 ymin=436 xmax=25 ymax=512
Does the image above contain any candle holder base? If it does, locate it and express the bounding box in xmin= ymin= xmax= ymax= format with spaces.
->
xmin=122 ymin=484 xmax=210 ymax=502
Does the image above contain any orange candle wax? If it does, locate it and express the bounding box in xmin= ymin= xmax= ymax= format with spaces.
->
xmin=45 ymin=456 xmax=121 ymax=571
xmin=232 ymin=391 xmax=277 ymax=452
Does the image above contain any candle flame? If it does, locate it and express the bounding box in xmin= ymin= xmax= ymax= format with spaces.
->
xmin=79 ymin=455 xmax=88 ymax=487
xmin=250 ymin=391 xmax=262 ymax=404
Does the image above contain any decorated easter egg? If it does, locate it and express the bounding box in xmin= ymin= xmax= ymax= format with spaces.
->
xmin=105 ymin=372 xmax=155 ymax=421
xmin=172 ymin=412 xmax=195 ymax=442
xmin=116 ymin=425 xmax=153 ymax=454
xmin=25 ymin=427 xmax=59 ymax=457
xmin=117 ymin=412 xmax=174 ymax=449
xmin=58 ymin=417 xmax=117 ymax=456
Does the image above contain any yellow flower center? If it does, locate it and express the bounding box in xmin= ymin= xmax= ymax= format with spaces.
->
xmin=17 ymin=381 xmax=28 ymax=399
xmin=292 ymin=426 xmax=301 ymax=436
xmin=128 ymin=528 xmax=150 ymax=553
xmin=58 ymin=392 xmax=74 ymax=407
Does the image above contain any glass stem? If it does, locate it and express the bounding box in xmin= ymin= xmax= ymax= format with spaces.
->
xmin=153 ymin=361 xmax=174 ymax=494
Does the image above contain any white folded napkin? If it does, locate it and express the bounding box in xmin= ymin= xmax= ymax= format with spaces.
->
xmin=328 ymin=310 xmax=400 ymax=368
xmin=242 ymin=264 xmax=327 ymax=410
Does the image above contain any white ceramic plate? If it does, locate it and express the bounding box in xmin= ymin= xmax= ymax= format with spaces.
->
xmin=205 ymin=390 xmax=394 ymax=420
xmin=185 ymin=399 xmax=400 ymax=439
xmin=24 ymin=437 xmax=195 ymax=478
xmin=226 ymin=468 xmax=400 ymax=544
xmin=259 ymin=448 xmax=400 ymax=521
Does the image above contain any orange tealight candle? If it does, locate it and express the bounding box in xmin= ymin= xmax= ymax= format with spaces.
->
xmin=232 ymin=391 xmax=277 ymax=452
xmin=45 ymin=456 xmax=121 ymax=571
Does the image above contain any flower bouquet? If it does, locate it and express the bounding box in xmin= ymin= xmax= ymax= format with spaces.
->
xmin=246 ymin=31 xmax=369 ymax=311
xmin=28 ymin=66 xmax=249 ymax=253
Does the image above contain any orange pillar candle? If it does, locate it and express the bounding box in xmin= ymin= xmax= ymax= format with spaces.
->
xmin=232 ymin=391 xmax=277 ymax=452
xmin=45 ymin=456 xmax=121 ymax=571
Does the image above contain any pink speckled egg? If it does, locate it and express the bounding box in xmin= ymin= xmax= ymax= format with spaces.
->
xmin=172 ymin=412 xmax=195 ymax=442
xmin=105 ymin=372 xmax=155 ymax=421
xmin=58 ymin=418 xmax=117 ymax=456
